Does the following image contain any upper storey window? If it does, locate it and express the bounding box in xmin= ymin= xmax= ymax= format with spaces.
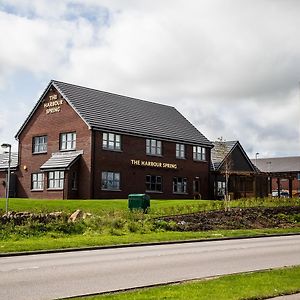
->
xmin=193 ymin=146 xmax=206 ymax=161
xmin=176 ymin=143 xmax=185 ymax=159
xmin=60 ymin=132 xmax=76 ymax=151
xmin=33 ymin=136 xmax=47 ymax=153
xmin=146 ymin=139 xmax=162 ymax=156
xmin=102 ymin=133 xmax=121 ymax=151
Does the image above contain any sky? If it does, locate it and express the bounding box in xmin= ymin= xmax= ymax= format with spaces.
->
xmin=0 ymin=0 xmax=299 ymax=159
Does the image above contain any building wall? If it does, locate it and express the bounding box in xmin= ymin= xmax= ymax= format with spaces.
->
xmin=17 ymin=86 xmax=92 ymax=199
xmin=272 ymin=177 xmax=300 ymax=195
xmin=93 ymin=131 xmax=211 ymax=199
xmin=15 ymin=85 xmax=211 ymax=200
xmin=0 ymin=172 xmax=6 ymax=198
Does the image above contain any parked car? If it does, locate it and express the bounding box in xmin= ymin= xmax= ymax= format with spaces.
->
xmin=272 ymin=190 xmax=289 ymax=198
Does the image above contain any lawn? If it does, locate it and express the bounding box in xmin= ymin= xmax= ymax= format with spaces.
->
xmin=1 ymin=197 xmax=299 ymax=216
xmin=74 ymin=266 xmax=300 ymax=300
xmin=1 ymin=197 xmax=300 ymax=254
xmin=0 ymin=198 xmax=213 ymax=216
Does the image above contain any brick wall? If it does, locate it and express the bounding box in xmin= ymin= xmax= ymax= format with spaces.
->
xmin=17 ymin=86 xmax=92 ymax=199
xmin=93 ymin=131 xmax=211 ymax=199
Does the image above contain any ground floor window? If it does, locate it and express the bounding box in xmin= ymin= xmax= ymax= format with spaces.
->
xmin=48 ymin=171 xmax=64 ymax=189
xmin=101 ymin=171 xmax=120 ymax=190
xmin=217 ymin=181 xmax=226 ymax=197
xmin=31 ymin=173 xmax=44 ymax=190
xmin=173 ymin=177 xmax=187 ymax=193
xmin=146 ymin=175 xmax=162 ymax=192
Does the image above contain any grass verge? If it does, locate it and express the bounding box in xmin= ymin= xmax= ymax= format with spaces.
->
xmin=73 ymin=266 xmax=300 ymax=300
xmin=1 ymin=227 xmax=300 ymax=253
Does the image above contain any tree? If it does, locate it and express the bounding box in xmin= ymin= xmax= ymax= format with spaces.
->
xmin=215 ymin=137 xmax=233 ymax=211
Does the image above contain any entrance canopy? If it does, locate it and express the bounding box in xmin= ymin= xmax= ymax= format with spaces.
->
xmin=40 ymin=150 xmax=83 ymax=171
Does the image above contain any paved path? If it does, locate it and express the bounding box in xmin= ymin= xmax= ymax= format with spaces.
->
xmin=0 ymin=235 xmax=300 ymax=300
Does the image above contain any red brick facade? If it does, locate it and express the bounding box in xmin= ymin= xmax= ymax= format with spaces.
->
xmin=17 ymin=86 xmax=92 ymax=199
xmin=15 ymin=85 xmax=211 ymax=199
xmin=272 ymin=177 xmax=300 ymax=196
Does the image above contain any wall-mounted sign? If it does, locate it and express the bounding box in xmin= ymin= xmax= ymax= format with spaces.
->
xmin=131 ymin=159 xmax=177 ymax=170
xmin=44 ymin=94 xmax=64 ymax=114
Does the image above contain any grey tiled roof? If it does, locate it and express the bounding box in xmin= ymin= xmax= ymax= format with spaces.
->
xmin=211 ymin=141 xmax=237 ymax=170
xmin=51 ymin=80 xmax=212 ymax=146
xmin=0 ymin=152 xmax=18 ymax=170
xmin=252 ymin=157 xmax=300 ymax=173
xmin=40 ymin=151 xmax=83 ymax=170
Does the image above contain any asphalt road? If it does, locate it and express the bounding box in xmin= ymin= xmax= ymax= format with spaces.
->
xmin=1 ymin=235 xmax=300 ymax=300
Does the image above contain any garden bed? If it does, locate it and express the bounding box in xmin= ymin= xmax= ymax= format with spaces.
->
xmin=161 ymin=206 xmax=300 ymax=231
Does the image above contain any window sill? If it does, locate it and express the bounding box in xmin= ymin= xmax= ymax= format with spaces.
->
xmin=145 ymin=190 xmax=163 ymax=194
xmin=173 ymin=192 xmax=188 ymax=195
xmin=32 ymin=152 xmax=47 ymax=155
xmin=193 ymin=159 xmax=207 ymax=163
xmin=176 ymin=157 xmax=186 ymax=160
xmin=31 ymin=189 xmax=44 ymax=192
xmin=146 ymin=154 xmax=163 ymax=158
xmin=47 ymin=188 xmax=64 ymax=191
xmin=101 ymin=189 xmax=122 ymax=192
xmin=59 ymin=149 xmax=76 ymax=152
xmin=102 ymin=148 xmax=123 ymax=153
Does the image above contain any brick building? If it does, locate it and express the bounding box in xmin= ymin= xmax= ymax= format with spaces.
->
xmin=0 ymin=152 xmax=18 ymax=198
xmin=14 ymin=80 xmax=213 ymax=199
xmin=254 ymin=156 xmax=300 ymax=197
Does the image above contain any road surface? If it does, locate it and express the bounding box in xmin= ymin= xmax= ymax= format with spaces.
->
xmin=1 ymin=235 xmax=300 ymax=300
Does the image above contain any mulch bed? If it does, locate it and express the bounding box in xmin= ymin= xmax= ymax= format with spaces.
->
xmin=161 ymin=206 xmax=300 ymax=231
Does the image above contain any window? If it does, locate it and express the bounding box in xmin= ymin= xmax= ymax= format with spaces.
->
xmin=102 ymin=133 xmax=121 ymax=150
xmin=33 ymin=136 xmax=47 ymax=153
xmin=298 ymin=173 xmax=300 ymax=180
xmin=193 ymin=146 xmax=206 ymax=161
xmin=101 ymin=171 xmax=120 ymax=190
xmin=146 ymin=139 xmax=162 ymax=156
xmin=71 ymin=172 xmax=77 ymax=190
xmin=146 ymin=175 xmax=162 ymax=192
xmin=31 ymin=173 xmax=44 ymax=190
xmin=173 ymin=177 xmax=187 ymax=193
xmin=217 ymin=181 xmax=225 ymax=197
xmin=48 ymin=171 xmax=64 ymax=189
xmin=176 ymin=144 xmax=185 ymax=159
xmin=60 ymin=132 xmax=76 ymax=151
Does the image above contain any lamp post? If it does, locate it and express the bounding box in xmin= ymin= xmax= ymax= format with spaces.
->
xmin=1 ymin=143 xmax=11 ymax=213
xmin=266 ymin=161 xmax=272 ymax=196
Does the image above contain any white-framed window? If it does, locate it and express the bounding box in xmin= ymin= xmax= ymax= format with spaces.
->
xmin=146 ymin=139 xmax=162 ymax=156
xmin=173 ymin=177 xmax=187 ymax=193
xmin=33 ymin=136 xmax=47 ymax=153
xmin=193 ymin=146 xmax=206 ymax=161
xmin=101 ymin=171 xmax=120 ymax=190
xmin=31 ymin=173 xmax=44 ymax=190
xmin=217 ymin=181 xmax=226 ymax=197
xmin=60 ymin=132 xmax=76 ymax=151
xmin=146 ymin=175 xmax=162 ymax=192
xmin=297 ymin=173 xmax=300 ymax=180
xmin=102 ymin=133 xmax=121 ymax=150
xmin=176 ymin=144 xmax=185 ymax=159
xmin=48 ymin=171 xmax=64 ymax=189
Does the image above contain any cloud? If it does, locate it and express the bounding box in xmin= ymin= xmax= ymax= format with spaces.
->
xmin=0 ymin=0 xmax=299 ymax=157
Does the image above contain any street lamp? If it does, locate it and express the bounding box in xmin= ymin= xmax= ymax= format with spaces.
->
xmin=1 ymin=143 xmax=11 ymax=213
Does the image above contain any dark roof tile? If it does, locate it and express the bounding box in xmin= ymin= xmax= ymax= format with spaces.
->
xmin=52 ymin=80 xmax=212 ymax=146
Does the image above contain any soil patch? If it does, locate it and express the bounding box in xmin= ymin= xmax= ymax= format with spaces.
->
xmin=161 ymin=206 xmax=300 ymax=231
